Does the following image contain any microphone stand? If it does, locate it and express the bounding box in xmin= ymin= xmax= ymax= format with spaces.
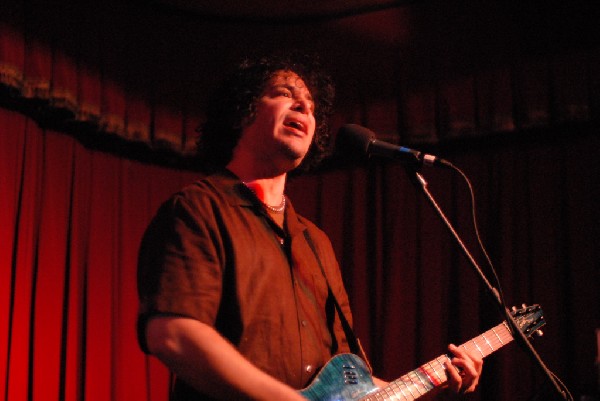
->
xmin=403 ymin=166 xmax=570 ymax=401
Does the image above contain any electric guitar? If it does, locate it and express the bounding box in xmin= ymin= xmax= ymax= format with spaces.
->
xmin=300 ymin=304 xmax=545 ymax=401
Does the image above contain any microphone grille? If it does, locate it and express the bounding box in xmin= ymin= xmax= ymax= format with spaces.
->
xmin=335 ymin=124 xmax=375 ymax=160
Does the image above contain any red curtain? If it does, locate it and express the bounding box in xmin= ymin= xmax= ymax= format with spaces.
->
xmin=2 ymin=105 xmax=598 ymax=400
xmin=0 ymin=107 xmax=199 ymax=400
xmin=1 ymin=1 xmax=599 ymax=400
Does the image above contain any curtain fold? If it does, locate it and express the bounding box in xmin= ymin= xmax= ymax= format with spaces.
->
xmin=0 ymin=3 xmax=192 ymax=161
xmin=1 ymin=2 xmax=599 ymax=401
xmin=288 ymin=128 xmax=600 ymax=401
xmin=2 ymin=3 xmax=600 ymax=161
xmin=1 ymin=101 xmax=599 ymax=401
xmin=0 ymin=107 xmax=197 ymax=400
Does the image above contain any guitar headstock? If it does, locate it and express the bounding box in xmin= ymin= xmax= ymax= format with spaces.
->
xmin=511 ymin=304 xmax=545 ymax=338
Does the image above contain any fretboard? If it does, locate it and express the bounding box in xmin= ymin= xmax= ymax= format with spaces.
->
xmin=361 ymin=321 xmax=514 ymax=400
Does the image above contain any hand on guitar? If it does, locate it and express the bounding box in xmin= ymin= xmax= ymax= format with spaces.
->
xmin=372 ymin=344 xmax=483 ymax=397
xmin=445 ymin=343 xmax=483 ymax=394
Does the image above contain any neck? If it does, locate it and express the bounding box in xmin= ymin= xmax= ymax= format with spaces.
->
xmin=227 ymin=163 xmax=287 ymax=207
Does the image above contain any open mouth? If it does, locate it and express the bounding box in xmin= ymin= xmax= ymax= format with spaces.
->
xmin=284 ymin=120 xmax=305 ymax=133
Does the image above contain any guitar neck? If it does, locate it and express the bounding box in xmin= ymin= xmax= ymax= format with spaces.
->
xmin=363 ymin=321 xmax=514 ymax=401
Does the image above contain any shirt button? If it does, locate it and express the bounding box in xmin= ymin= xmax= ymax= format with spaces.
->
xmin=301 ymin=320 xmax=307 ymax=327
xmin=305 ymin=365 xmax=313 ymax=374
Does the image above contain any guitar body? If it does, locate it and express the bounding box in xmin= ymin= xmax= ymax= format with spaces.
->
xmin=299 ymin=354 xmax=377 ymax=401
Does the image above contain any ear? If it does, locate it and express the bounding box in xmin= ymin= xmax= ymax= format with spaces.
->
xmin=238 ymin=103 xmax=258 ymax=130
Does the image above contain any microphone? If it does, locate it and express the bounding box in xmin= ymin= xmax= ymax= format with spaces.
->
xmin=336 ymin=124 xmax=450 ymax=168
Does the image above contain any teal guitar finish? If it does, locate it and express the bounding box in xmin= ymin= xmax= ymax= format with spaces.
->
xmin=299 ymin=354 xmax=376 ymax=401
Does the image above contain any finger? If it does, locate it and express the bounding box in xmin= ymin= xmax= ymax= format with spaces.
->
xmin=444 ymin=359 xmax=462 ymax=393
xmin=448 ymin=344 xmax=482 ymax=393
xmin=449 ymin=344 xmax=483 ymax=372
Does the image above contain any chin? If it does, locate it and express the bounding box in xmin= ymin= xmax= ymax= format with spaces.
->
xmin=279 ymin=143 xmax=308 ymax=161
xmin=279 ymin=155 xmax=306 ymax=174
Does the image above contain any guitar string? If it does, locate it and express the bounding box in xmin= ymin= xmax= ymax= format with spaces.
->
xmin=365 ymin=322 xmax=517 ymax=400
xmin=382 ymin=325 xmax=512 ymax=399
xmin=481 ymin=333 xmax=494 ymax=351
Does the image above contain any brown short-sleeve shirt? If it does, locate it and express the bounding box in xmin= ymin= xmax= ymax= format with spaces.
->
xmin=137 ymin=170 xmax=353 ymax=395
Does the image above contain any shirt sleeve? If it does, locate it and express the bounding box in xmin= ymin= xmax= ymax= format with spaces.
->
xmin=136 ymin=190 xmax=225 ymax=353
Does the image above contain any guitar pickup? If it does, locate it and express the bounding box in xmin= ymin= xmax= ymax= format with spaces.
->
xmin=344 ymin=369 xmax=359 ymax=384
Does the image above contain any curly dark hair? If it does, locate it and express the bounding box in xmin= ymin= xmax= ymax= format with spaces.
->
xmin=197 ymin=51 xmax=335 ymax=173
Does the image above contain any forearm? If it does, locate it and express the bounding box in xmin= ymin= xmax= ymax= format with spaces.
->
xmin=145 ymin=316 xmax=306 ymax=401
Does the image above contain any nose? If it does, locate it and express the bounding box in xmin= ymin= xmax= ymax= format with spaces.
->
xmin=292 ymin=97 xmax=312 ymax=115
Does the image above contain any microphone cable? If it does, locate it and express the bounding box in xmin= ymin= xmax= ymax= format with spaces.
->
xmin=442 ymin=159 xmax=574 ymax=401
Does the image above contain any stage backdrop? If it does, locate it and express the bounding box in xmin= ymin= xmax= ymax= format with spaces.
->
xmin=1 ymin=1 xmax=599 ymax=400
xmin=1 ymin=106 xmax=598 ymax=401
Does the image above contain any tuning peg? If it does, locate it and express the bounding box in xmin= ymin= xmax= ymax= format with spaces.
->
xmin=535 ymin=330 xmax=544 ymax=337
xmin=511 ymin=306 xmax=517 ymax=312
xmin=522 ymin=303 xmax=527 ymax=308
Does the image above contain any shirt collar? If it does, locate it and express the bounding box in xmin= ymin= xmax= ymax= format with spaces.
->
xmin=204 ymin=169 xmax=307 ymax=238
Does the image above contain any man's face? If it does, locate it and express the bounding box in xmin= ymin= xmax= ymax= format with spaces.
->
xmin=239 ymin=70 xmax=316 ymax=170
